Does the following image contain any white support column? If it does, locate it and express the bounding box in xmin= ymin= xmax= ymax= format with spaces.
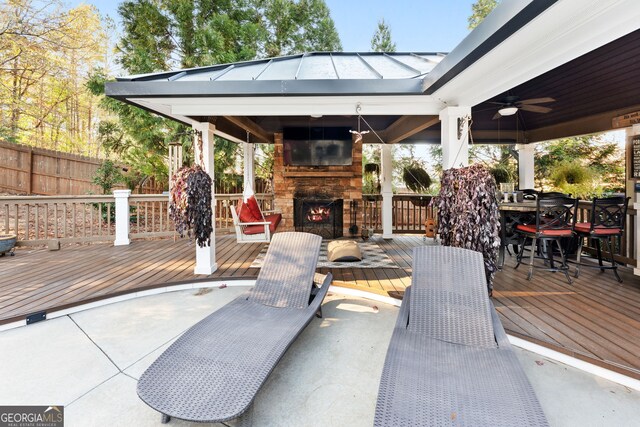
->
xmin=113 ymin=190 xmax=131 ymax=246
xmin=439 ymin=106 xmax=471 ymax=169
xmin=516 ymin=143 xmax=536 ymax=190
xmin=381 ymin=144 xmax=393 ymax=239
xmin=193 ymin=122 xmax=218 ymax=275
xmin=629 ymin=125 xmax=640 ymax=276
xmin=243 ymin=142 xmax=255 ymax=194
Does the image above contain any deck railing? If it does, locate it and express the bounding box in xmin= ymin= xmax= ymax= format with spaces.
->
xmin=3 ymin=193 xmax=635 ymax=267
xmin=0 ymin=195 xmax=116 ymax=245
xmin=0 ymin=193 xmax=275 ymax=246
xmin=576 ymin=200 xmax=636 ymax=266
xmin=362 ymin=194 xmax=435 ymax=234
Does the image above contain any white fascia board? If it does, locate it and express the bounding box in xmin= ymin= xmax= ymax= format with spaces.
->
xmin=432 ymin=0 xmax=640 ymax=107
xmin=132 ymin=99 xmax=198 ymax=126
xmin=423 ymin=0 xmax=534 ymax=91
xmin=126 ymin=95 xmax=444 ymax=117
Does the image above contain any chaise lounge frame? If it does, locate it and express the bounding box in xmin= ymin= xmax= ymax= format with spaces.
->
xmin=374 ymin=245 xmax=549 ymax=426
xmin=137 ymin=232 xmax=331 ymax=424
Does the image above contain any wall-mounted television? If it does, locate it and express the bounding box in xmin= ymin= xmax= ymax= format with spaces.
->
xmin=283 ymin=127 xmax=352 ymax=166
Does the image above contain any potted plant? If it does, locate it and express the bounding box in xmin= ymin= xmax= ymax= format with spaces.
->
xmin=169 ymin=165 xmax=213 ymax=247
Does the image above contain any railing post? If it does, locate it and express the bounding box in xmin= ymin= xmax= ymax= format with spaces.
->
xmin=381 ymin=144 xmax=393 ymax=239
xmin=114 ymin=190 xmax=131 ymax=246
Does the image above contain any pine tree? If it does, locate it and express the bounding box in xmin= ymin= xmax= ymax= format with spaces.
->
xmin=370 ymin=19 xmax=396 ymax=52
xmin=468 ymin=0 xmax=499 ymax=30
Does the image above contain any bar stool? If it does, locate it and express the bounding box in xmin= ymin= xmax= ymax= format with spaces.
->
xmin=573 ymin=196 xmax=630 ymax=283
xmin=515 ymin=196 xmax=578 ymax=283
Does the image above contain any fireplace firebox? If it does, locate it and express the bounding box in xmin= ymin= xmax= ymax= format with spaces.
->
xmin=294 ymin=198 xmax=343 ymax=239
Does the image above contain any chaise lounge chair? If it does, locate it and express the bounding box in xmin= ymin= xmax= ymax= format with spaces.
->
xmin=374 ymin=246 xmax=549 ymax=426
xmin=137 ymin=232 xmax=331 ymax=424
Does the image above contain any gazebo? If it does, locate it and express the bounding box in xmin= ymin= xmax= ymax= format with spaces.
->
xmin=106 ymin=0 xmax=640 ymax=276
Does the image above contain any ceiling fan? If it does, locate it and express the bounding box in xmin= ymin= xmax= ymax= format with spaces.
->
xmin=490 ymin=95 xmax=555 ymax=119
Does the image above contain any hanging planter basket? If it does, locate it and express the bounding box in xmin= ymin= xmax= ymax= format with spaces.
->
xmin=364 ymin=163 xmax=380 ymax=175
xmin=403 ymin=164 xmax=432 ymax=194
xmin=410 ymin=196 xmax=432 ymax=207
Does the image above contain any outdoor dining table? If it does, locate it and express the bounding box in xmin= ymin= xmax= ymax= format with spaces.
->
xmin=498 ymin=201 xmax=538 ymax=269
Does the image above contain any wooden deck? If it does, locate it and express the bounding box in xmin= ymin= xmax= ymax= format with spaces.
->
xmin=1 ymin=234 xmax=639 ymax=379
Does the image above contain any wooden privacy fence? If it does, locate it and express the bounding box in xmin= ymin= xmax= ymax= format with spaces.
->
xmin=0 ymin=141 xmax=164 ymax=195
xmin=0 ymin=193 xmax=275 ymax=246
xmin=363 ymin=194 xmax=436 ymax=234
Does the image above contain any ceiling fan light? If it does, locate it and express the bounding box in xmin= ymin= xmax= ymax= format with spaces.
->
xmin=498 ymin=106 xmax=518 ymax=116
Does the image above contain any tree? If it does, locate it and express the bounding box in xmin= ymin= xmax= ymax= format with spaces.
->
xmin=370 ymin=19 xmax=396 ymax=52
xmin=468 ymin=0 xmax=499 ymax=30
xmin=92 ymin=160 xmax=124 ymax=194
xmin=534 ymin=135 xmax=624 ymax=194
xmin=90 ymin=0 xmax=342 ymax=188
xmin=258 ymin=0 xmax=342 ymax=57
xmin=0 ymin=0 xmax=109 ymax=155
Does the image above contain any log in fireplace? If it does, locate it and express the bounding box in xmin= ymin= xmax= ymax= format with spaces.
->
xmin=293 ymin=198 xmax=343 ymax=239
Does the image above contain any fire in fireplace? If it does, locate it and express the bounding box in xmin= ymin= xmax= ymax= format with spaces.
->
xmin=307 ymin=206 xmax=331 ymax=223
xmin=294 ymin=198 xmax=343 ymax=238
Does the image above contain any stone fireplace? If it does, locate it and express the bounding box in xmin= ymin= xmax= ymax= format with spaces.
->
xmin=273 ymin=132 xmax=362 ymax=238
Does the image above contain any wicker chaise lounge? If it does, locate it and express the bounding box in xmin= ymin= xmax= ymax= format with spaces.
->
xmin=137 ymin=232 xmax=331 ymax=424
xmin=374 ymin=246 xmax=548 ymax=426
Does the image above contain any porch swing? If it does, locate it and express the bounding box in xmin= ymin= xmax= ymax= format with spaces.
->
xmin=230 ymin=133 xmax=281 ymax=243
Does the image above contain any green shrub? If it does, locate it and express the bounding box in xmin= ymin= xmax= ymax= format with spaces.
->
xmin=92 ymin=160 xmax=124 ymax=194
xmin=549 ymin=162 xmax=601 ymax=199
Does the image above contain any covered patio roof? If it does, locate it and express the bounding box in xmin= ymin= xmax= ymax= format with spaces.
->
xmin=106 ymin=0 xmax=640 ymax=146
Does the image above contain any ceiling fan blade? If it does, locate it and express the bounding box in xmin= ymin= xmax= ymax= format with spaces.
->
xmin=487 ymin=101 xmax=506 ymax=105
xmin=519 ymin=97 xmax=555 ymax=105
xmin=492 ymin=112 xmax=503 ymax=120
xmin=521 ymin=104 xmax=552 ymax=113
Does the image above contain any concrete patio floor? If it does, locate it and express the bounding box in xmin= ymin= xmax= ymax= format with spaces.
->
xmin=1 ymin=285 xmax=639 ymax=427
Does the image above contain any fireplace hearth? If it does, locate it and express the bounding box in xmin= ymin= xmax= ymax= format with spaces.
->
xmin=294 ymin=198 xmax=343 ymax=239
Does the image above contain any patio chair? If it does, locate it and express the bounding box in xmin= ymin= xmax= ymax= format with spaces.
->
xmin=573 ymin=196 xmax=630 ymax=283
xmin=374 ymin=246 xmax=548 ymax=427
xmin=515 ymin=196 xmax=578 ymax=283
xmin=137 ymin=232 xmax=331 ymax=424
xmin=230 ymin=193 xmax=281 ymax=243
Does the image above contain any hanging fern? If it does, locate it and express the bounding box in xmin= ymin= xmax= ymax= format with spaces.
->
xmin=169 ymin=165 xmax=213 ymax=247
xmin=403 ymin=163 xmax=432 ymax=193
xmin=435 ymin=164 xmax=500 ymax=292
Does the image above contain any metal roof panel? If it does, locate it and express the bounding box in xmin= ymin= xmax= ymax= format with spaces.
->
xmin=296 ymin=55 xmax=338 ymax=79
xmin=360 ymin=55 xmax=419 ymax=79
xmin=258 ymin=57 xmax=302 ymax=80
xmin=332 ymin=55 xmax=380 ymax=79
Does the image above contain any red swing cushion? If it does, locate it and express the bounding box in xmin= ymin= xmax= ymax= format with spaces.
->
xmin=236 ymin=196 xmax=264 ymax=223
xmin=243 ymin=214 xmax=282 ymax=235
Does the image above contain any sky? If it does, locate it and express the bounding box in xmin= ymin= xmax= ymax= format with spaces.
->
xmin=80 ymin=0 xmax=477 ymax=54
